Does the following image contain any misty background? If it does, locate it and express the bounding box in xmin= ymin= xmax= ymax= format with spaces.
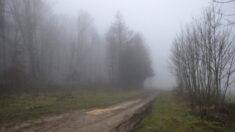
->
xmin=51 ymin=0 xmax=234 ymax=89
xmin=1 ymin=0 xmax=234 ymax=90
xmin=0 ymin=0 xmax=235 ymax=129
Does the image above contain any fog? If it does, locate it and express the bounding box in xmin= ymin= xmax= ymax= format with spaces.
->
xmin=0 ymin=0 xmax=234 ymax=90
xmin=52 ymin=0 xmax=214 ymax=88
xmin=1 ymin=1 xmax=235 ymax=130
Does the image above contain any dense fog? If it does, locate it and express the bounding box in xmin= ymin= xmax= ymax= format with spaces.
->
xmin=52 ymin=0 xmax=235 ymax=88
xmin=0 ymin=0 xmax=154 ymax=90
xmin=1 ymin=1 xmax=235 ymax=130
xmin=0 ymin=0 xmax=234 ymax=90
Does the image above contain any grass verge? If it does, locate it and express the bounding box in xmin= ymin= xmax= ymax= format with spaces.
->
xmin=0 ymin=87 xmax=141 ymax=128
xmin=138 ymin=92 xmax=235 ymax=132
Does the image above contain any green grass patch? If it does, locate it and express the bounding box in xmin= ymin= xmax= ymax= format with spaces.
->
xmin=138 ymin=92 xmax=235 ymax=132
xmin=0 ymin=87 xmax=141 ymax=128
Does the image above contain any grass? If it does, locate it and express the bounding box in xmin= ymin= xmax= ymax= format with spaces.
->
xmin=0 ymin=87 xmax=142 ymax=128
xmin=138 ymin=92 xmax=235 ymax=132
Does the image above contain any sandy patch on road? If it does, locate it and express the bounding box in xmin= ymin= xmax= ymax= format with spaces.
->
xmin=86 ymin=99 xmax=140 ymax=115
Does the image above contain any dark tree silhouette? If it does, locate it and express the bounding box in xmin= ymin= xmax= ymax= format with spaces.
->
xmin=107 ymin=13 xmax=153 ymax=88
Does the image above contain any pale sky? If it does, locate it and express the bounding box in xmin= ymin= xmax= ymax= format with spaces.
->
xmin=51 ymin=0 xmax=234 ymax=89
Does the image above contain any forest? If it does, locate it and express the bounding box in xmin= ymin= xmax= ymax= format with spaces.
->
xmin=0 ymin=0 xmax=153 ymax=93
xmin=0 ymin=0 xmax=234 ymax=132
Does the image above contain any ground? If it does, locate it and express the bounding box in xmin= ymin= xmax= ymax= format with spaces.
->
xmin=0 ymin=87 xmax=141 ymax=128
xmin=138 ymin=92 xmax=235 ymax=132
xmin=0 ymin=92 xmax=156 ymax=132
xmin=1 ymin=89 xmax=234 ymax=132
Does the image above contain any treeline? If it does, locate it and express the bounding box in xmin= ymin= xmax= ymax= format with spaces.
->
xmin=171 ymin=5 xmax=235 ymax=118
xmin=107 ymin=14 xmax=153 ymax=88
xmin=0 ymin=0 xmax=153 ymax=91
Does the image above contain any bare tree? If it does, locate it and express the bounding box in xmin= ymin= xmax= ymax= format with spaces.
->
xmin=213 ymin=0 xmax=235 ymax=26
xmin=214 ymin=0 xmax=235 ymax=3
xmin=0 ymin=0 xmax=6 ymax=89
xmin=7 ymin=0 xmax=47 ymax=79
xmin=171 ymin=6 xmax=235 ymax=117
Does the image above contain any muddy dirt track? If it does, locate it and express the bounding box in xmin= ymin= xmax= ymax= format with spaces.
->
xmin=2 ymin=92 xmax=157 ymax=132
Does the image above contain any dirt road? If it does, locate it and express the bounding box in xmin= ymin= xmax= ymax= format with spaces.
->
xmin=3 ymin=92 xmax=156 ymax=132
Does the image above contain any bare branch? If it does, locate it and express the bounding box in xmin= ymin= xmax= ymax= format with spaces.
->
xmin=214 ymin=0 xmax=235 ymax=3
xmin=223 ymin=13 xmax=235 ymax=16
